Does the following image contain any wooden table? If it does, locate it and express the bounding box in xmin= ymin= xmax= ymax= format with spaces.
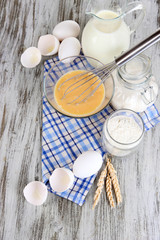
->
xmin=0 ymin=0 xmax=160 ymax=239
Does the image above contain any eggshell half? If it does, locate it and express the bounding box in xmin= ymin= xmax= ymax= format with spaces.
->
xmin=58 ymin=37 xmax=81 ymax=63
xmin=49 ymin=168 xmax=74 ymax=192
xmin=23 ymin=181 xmax=48 ymax=206
xmin=21 ymin=47 xmax=41 ymax=68
xmin=38 ymin=34 xmax=59 ymax=56
xmin=73 ymin=151 xmax=103 ymax=179
xmin=53 ymin=20 xmax=80 ymax=41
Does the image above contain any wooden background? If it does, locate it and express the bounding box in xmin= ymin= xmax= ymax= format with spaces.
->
xmin=0 ymin=0 xmax=160 ymax=239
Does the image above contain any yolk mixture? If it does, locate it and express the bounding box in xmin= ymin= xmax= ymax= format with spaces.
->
xmin=54 ymin=70 xmax=105 ymax=116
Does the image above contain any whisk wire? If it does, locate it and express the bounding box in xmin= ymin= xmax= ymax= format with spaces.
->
xmin=62 ymin=71 xmax=103 ymax=99
xmin=68 ymin=63 xmax=117 ymax=104
xmin=59 ymin=61 xmax=116 ymax=104
xmin=59 ymin=64 xmax=108 ymax=90
xmin=76 ymin=65 xmax=117 ymax=104
xmin=68 ymin=79 xmax=99 ymax=104
xmin=62 ymin=72 xmax=97 ymax=99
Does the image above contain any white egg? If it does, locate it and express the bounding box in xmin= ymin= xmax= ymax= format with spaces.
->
xmin=53 ymin=20 xmax=80 ymax=41
xmin=73 ymin=151 xmax=103 ymax=179
xmin=58 ymin=37 xmax=81 ymax=63
xmin=23 ymin=181 xmax=48 ymax=206
xmin=49 ymin=168 xmax=74 ymax=192
xmin=38 ymin=34 xmax=59 ymax=56
xmin=21 ymin=47 xmax=41 ymax=68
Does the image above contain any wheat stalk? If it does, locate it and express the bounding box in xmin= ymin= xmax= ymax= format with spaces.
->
xmin=107 ymin=160 xmax=122 ymax=205
xmin=106 ymin=173 xmax=115 ymax=208
xmin=92 ymin=164 xmax=107 ymax=209
xmin=93 ymin=155 xmax=122 ymax=209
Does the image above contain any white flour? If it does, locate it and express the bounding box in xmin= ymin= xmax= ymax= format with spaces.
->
xmin=108 ymin=116 xmax=142 ymax=144
xmin=102 ymin=115 xmax=144 ymax=156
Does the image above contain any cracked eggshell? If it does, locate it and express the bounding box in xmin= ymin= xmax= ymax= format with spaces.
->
xmin=58 ymin=37 xmax=81 ymax=63
xmin=21 ymin=47 xmax=41 ymax=68
xmin=73 ymin=151 xmax=103 ymax=179
xmin=38 ymin=34 xmax=59 ymax=56
xmin=23 ymin=181 xmax=48 ymax=206
xmin=53 ymin=20 xmax=80 ymax=41
xmin=49 ymin=168 xmax=74 ymax=192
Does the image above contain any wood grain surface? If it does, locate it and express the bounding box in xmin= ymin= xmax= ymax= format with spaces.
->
xmin=0 ymin=0 xmax=160 ymax=239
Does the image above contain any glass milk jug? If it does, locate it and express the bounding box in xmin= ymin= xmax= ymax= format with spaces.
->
xmin=81 ymin=1 xmax=145 ymax=64
xmin=111 ymin=54 xmax=159 ymax=112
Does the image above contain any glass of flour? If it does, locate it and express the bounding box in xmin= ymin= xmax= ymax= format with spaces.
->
xmin=102 ymin=109 xmax=144 ymax=157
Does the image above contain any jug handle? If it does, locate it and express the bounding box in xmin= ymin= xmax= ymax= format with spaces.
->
xmin=123 ymin=1 xmax=145 ymax=34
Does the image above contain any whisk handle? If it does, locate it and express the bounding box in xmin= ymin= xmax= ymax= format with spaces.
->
xmin=115 ymin=28 xmax=160 ymax=67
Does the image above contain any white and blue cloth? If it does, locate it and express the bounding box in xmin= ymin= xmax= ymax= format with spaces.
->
xmin=42 ymin=57 xmax=160 ymax=206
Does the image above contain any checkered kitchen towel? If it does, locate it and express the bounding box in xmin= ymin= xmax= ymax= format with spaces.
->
xmin=42 ymin=56 xmax=160 ymax=206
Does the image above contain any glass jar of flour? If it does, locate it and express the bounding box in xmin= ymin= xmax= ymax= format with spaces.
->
xmin=111 ymin=54 xmax=158 ymax=112
xmin=102 ymin=109 xmax=144 ymax=157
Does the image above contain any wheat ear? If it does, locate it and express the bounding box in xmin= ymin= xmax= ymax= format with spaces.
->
xmin=106 ymin=173 xmax=115 ymax=208
xmin=92 ymin=164 xmax=107 ymax=209
xmin=107 ymin=161 xmax=122 ymax=205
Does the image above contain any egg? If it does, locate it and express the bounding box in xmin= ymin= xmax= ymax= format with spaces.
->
xmin=38 ymin=34 xmax=59 ymax=56
xmin=49 ymin=168 xmax=74 ymax=192
xmin=53 ymin=20 xmax=80 ymax=41
xmin=23 ymin=181 xmax=48 ymax=206
xmin=58 ymin=37 xmax=81 ymax=63
xmin=21 ymin=47 xmax=41 ymax=68
xmin=73 ymin=151 xmax=103 ymax=179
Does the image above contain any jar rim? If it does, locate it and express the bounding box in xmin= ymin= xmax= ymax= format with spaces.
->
xmin=117 ymin=54 xmax=152 ymax=89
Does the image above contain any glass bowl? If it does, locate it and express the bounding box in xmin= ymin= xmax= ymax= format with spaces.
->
xmin=44 ymin=55 xmax=115 ymax=118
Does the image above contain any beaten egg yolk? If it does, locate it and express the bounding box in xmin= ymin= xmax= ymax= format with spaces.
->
xmin=54 ymin=70 xmax=105 ymax=116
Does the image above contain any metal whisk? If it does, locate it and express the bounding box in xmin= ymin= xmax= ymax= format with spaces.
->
xmin=60 ymin=29 xmax=160 ymax=104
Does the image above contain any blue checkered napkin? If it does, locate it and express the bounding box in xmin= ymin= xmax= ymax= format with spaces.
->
xmin=42 ymin=56 xmax=160 ymax=206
